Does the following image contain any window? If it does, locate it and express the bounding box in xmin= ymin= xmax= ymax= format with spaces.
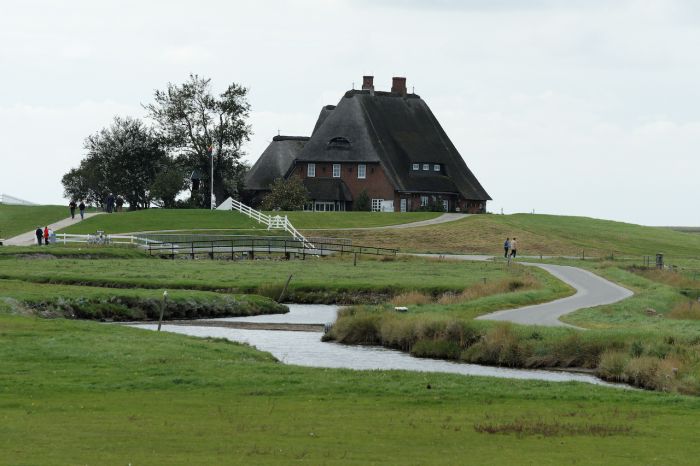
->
xmin=422 ymin=164 xmax=429 ymax=171
xmin=332 ymin=164 xmax=341 ymax=178
xmin=371 ymin=199 xmax=382 ymax=212
xmin=307 ymin=163 xmax=315 ymax=177
xmin=434 ymin=164 xmax=440 ymax=172
xmin=412 ymin=163 xmax=419 ymax=171
xmin=420 ymin=195 xmax=429 ymax=207
xmin=327 ymin=137 xmax=351 ymax=150
xmin=358 ymin=164 xmax=366 ymax=179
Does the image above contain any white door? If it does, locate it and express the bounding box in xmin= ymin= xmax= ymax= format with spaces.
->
xmin=381 ymin=200 xmax=394 ymax=212
xmin=400 ymin=198 xmax=407 ymax=212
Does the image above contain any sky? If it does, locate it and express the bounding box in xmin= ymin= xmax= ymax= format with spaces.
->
xmin=1 ymin=0 xmax=698 ymax=226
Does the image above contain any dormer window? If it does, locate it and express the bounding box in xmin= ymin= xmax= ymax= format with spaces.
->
xmin=422 ymin=164 xmax=429 ymax=171
xmin=434 ymin=164 xmax=440 ymax=172
xmin=327 ymin=137 xmax=351 ymax=150
xmin=412 ymin=163 xmax=419 ymax=171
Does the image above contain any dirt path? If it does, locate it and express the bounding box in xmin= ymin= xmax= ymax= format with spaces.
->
xmin=4 ymin=213 xmax=104 ymax=246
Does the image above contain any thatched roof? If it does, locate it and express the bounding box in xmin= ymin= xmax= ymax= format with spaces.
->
xmin=245 ymin=136 xmax=308 ymax=191
xmin=296 ymin=90 xmax=491 ymax=201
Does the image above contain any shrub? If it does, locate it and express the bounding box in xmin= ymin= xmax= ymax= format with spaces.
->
xmin=596 ymin=351 xmax=629 ymax=381
xmin=624 ymin=357 xmax=660 ymax=390
xmin=411 ymin=340 xmax=461 ymax=359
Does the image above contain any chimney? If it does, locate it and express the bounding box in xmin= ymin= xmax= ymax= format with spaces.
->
xmin=391 ymin=77 xmax=407 ymax=96
xmin=362 ymin=75 xmax=374 ymax=91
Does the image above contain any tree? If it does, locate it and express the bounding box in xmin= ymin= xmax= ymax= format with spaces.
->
xmin=144 ymin=74 xmax=251 ymax=208
xmin=62 ymin=117 xmax=170 ymax=209
xmin=150 ymin=164 xmax=187 ymax=208
xmin=260 ymin=177 xmax=309 ymax=211
xmin=354 ymin=189 xmax=370 ymax=211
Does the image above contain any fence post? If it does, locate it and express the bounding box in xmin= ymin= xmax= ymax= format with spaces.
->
xmin=354 ymin=252 xmax=357 ymax=266
xmin=157 ymin=290 xmax=168 ymax=331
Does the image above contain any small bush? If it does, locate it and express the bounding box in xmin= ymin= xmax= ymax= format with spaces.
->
xmin=624 ymin=357 xmax=660 ymax=390
xmin=597 ymin=351 xmax=629 ymax=381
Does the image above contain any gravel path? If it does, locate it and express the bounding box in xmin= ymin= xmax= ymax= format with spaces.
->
xmin=4 ymin=213 xmax=103 ymax=246
xmin=302 ymin=213 xmax=468 ymax=231
xmin=410 ymin=254 xmax=633 ymax=327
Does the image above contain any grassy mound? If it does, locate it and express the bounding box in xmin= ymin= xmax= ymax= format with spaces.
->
xmin=328 ymin=213 xmax=700 ymax=257
xmin=0 ymin=204 xmax=71 ymax=239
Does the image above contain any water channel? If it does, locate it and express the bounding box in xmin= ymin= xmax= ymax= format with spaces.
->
xmin=132 ymin=304 xmax=621 ymax=387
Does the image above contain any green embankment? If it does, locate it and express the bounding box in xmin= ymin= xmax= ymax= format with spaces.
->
xmin=327 ymin=213 xmax=700 ymax=257
xmin=57 ymin=208 xmax=442 ymax=235
xmin=0 ymin=254 xmax=569 ymax=306
xmin=2 ymin=313 xmax=700 ymax=465
xmin=0 ymin=204 xmax=70 ymax=239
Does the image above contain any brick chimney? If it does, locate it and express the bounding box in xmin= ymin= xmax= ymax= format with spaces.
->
xmin=362 ymin=75 xmax=374 ymax=91
xmin=391 ymin=77 xmax=407 ymax=96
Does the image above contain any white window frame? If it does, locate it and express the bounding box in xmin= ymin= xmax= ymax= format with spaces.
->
xmin=434 ymin=164 xmax=440 ymax=172
xmin=420 ymin=195 xmax=429 ymax=207
xmin=307 ymin=163 xmax=316 ymax=177
xmin=358 ymin=164 xmax=366 ymax=179
xmin=412 ymin=163 xmax=419 ymax=171
xmin=332 ymin=164 xmax=341 ymax=178
xmin=422 ymin=164 xmax=429 ymax=171
xmin=371 ymin=198 xmax=382 ymax=212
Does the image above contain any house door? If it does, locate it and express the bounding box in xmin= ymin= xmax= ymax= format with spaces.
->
xmin=442 ymin=200 xmax=449 ymax=212
xmin=400 ymin=198 xmax=407 ymax=212
xmin=381 ymin=200 xmax=394 ymax=212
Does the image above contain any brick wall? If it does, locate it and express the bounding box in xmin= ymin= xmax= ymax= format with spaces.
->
xmin=293 ymin=161 xmax=394 ymax=203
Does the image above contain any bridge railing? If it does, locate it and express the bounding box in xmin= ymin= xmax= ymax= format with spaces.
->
xmin=145 ymin=237 xmax=397 ymax=259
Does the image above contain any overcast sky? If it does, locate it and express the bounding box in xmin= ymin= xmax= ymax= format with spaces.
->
xmin=1 ymin=0 xmax=698 ymax=226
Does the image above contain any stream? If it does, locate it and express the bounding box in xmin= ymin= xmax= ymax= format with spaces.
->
xmin=132 ymin=304 xmax=621 ymax=387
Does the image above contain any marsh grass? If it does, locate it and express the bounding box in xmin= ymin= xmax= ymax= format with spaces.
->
xmin=473 ymin=418 xmax=633 ymax=437
xmin=668 ymin=300 xmax=700 ymax=320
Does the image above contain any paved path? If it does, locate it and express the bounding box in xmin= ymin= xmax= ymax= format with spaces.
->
xmin=302 ymin=213 xmax=469 ymax=231
xmin=4 ymin=213 xmax=103 ymax=246
xmin=410 ymin=254 xmax=633 ymax=327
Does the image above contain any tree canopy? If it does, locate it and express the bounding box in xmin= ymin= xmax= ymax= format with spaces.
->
xmin=260 ymin=177 xmax=309 ymax=211
xmin=144 ymin=74 xmax=252 ymax=207
xmin=62 ymin=117 xmax=170 ymax=209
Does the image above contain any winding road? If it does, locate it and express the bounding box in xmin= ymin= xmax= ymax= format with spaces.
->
xmin=412 ymin=254 xmax=634 ymax=327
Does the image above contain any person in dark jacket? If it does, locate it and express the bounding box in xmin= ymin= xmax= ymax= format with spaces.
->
xmin=106 ymin=193 xmax=115 ymax=213
xmin=115 ymin=196 xmax=124 ymax=212
xmin=69 ymin=200 xmax=77 ymax=219
xmin=503 ymin=238 xmax=510 ymax=258
xmin=35 ymin=227 xmax=43 ymax=245
xmin=79 ymin=201 xmax=86 ymax=220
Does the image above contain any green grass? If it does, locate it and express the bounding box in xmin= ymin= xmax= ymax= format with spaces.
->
xmin=0 ymin=279 xmax=285 ymax=321
xmin=281 ymin=210 xmax=441 ymax=228
xmin=0 ymin=204 xmax=71 ymax=239
xmin=325 ymin=213 xmax=700 ymax=257
xmin=59 ymin=209 xmax=269 ymax=234
xmin=0 ymin=255 xmax=556 ymax=301
xmin=57 ymin=208 xmax=442 ymax=235
xmin=0 ymin=244 xmax=148 ymax=259
xmin=3 ymin=313 xmax=700 ymax=465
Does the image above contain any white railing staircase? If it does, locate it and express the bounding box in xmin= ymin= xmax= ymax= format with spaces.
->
xmin=217 ymin=197 xmax=315 ymax=250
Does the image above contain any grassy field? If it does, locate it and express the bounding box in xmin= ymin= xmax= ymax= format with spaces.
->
xmin=320 ymin=213 xmax=700 ymax=257
xmin=3 ymin=313 xmax=700 ymax=465
xmin=0 ymin=254 xmax=570 ymax=306
xmin=58 ymin=208 xmax=442 ymax=234
xmin=0 ymin=204 xmax=72 ymax=239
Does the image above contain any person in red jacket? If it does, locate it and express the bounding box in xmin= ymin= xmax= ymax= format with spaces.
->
xmin=43 ymin=226 xmax=50 ymax=246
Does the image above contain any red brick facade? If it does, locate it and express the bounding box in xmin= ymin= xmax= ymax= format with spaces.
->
xmin=294 ymin=161 xmax=485 ymax=213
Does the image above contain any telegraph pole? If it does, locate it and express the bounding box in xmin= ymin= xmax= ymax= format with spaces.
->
xmin=208 ymin=144 xmax=214 ymax=210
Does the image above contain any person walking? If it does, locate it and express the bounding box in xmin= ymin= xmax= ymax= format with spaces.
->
xmin=69 ymin=200 xmax=77 ymax=219
xmin=503 ymin=238 xmax=511 ymax=258
xmin=115 ymin=196 xmax=124 ymax=212
xmin=106 ymin=193 xmax=115 ymax=213
xmin=35 ymin=227 xmax=43 ymax=245
xmin=43 ymin=226 xmax=50 ymax=246
xmin=510 ymin=237 xmax=518 ymax=259
xmin=79 ymin=201 xmax=86 ymax=220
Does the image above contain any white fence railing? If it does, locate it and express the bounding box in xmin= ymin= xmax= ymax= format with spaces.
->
xmin=53 ymin=233 xmax=159 ymax=247
xmin=226 ymin=198 xmax=315 ymax=249
xmin=0 ymin=193 xmax=36 ymax=206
